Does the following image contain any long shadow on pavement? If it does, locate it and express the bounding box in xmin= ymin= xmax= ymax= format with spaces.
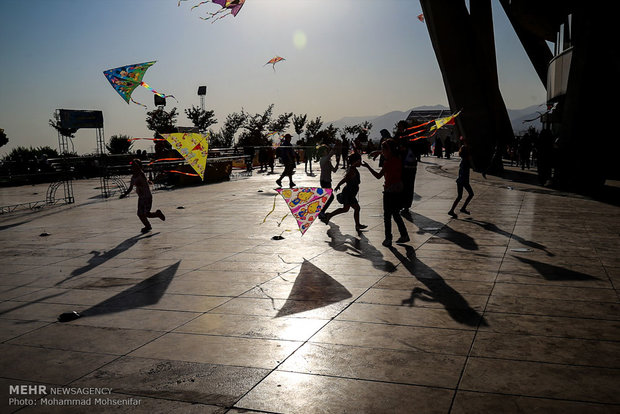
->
xmin=276 ymin=260 xmax=352 ymax=317
xmin=326 ymin=222 xmax=397 ymax=273
xmin=463 ymin=217 xmax=555 ymax=256
xmin=55 ymin=233 xmax=159 ymax=286
xmin=512 ymin=255 xmax=599 ymax=281
xmin=404 ymin=212 xmax=479 ymax=251
xmin=62 ymin=261 xmax=180 ymax=320
xmin=390 ymin=245 xmax=487 ymax=327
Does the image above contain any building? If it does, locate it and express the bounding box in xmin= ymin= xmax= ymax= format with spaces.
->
xmin=420 ymin=0 xmax=619 ymax=189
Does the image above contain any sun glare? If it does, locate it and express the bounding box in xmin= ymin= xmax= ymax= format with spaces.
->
xmin=293 ymin=30 xmax=307 ymax=50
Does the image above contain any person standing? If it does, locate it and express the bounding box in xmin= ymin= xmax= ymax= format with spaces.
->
xmin=275 ymin=134 xmax=296 ymax=188
xmin=363 ymin=139 xmax=409 ymax=246
xmin=341 ymin=137 xmax=350 ymax=169
xmin=395 ymin=121 xmax=417 ymax=218
xmin=448 ymin=144 xmax=474 ymax=218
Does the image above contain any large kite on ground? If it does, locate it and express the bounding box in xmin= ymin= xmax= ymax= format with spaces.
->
xmin=103 ymin=61 xmax=175 ymax=108
xmin=160 ymin=133 xmax=209 ymax=180
xmin=275 ymin=187 xmax=332 ymax=235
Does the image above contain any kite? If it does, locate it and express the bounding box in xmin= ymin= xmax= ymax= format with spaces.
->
xmin=264 ymin=56 xmax=285 ymax=71
xmin=159 ymin=132 xmax=209 ymax=179
xmin=265 ymin=187 xmax=333 ymax=235
xmin=417 ymin=14 xmax=424 ymax=22
xmin=404 ymin=110 xmax=461 ymax=141
xmin=190 ymin=0 xmax=246 ymax=22
xmin=103 ymin=61 xmax=176 ymax=108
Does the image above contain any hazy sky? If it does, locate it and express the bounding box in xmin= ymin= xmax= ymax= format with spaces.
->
xmin=0 ymin=0 xmax=547 ymax=155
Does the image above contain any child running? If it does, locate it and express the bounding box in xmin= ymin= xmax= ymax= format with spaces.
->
xmin=363 ymin=139 xmax=410 ymax=246
xmin=120 ymin=159 xmax=165 ymax=233
xmin=320 ymin=152 xmax=367 ymax=231
xmin=448 ymin=144 xmax=474 ymax=218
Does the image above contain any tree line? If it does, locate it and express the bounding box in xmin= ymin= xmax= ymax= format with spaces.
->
xmin=1 ymin=104 xmax=374 ymax=162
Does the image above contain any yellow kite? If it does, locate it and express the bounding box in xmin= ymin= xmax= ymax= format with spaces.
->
xmin=160 ymin=132 xmax=209 ymax=180
xmin=430 ymin=110 xmax=461 ymax=131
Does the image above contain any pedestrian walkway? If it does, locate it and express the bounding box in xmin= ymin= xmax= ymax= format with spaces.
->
xmin=0 ymin=156 xmax=619 ymax=413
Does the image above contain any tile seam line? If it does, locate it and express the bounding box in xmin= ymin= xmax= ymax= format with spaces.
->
xmin=447 ymin=189 xmax=526 ymax=413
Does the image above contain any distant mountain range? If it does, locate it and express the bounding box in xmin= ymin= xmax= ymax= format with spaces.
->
xmin=327 ymin=104 xmax=543 ymax=138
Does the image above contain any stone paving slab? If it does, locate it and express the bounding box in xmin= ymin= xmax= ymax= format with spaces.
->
xmin=1 ymin=156 xmax=619 ymax=413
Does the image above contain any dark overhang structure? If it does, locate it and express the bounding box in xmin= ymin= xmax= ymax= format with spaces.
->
xmin=420 ymin=0 xmax=619 ymax=189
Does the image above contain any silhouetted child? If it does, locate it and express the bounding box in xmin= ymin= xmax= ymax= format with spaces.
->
xmin=321 ymin=153 xmax=367 ymax=231
xmin=448 ymin=144 xmax=474 ymax=218
xmin=275 ymin=134 xmax=296 ymax=188
xmin=363 ymin=139 xmax=409 ymax=246
xmin=317 ymin=145 xmax=338 ymax=221
xmin=120 ymin=159 xmax=165 ymax=233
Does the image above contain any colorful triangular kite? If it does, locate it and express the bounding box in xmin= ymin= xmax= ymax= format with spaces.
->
xmin=276 ymin=187 xmax=332 ymax=235
xmin=103 ymin=61 xmax=175 ymax=107
xmin=160 ymin=132 xmax=209 ymax=180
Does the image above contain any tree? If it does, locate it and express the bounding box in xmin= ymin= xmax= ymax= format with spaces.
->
xmin=237 ymin=104 xmax=274 ymax=147
xmin=146 ymin=107 xmax=178 ymax=134
xmin=304 ymin=116 xmax=323 ymax=141
xmin=185 ymin=106 xmax=217 ymax=133
xmin=0 ymin=128 xmax=8 ymax=148
xmin=146 ymin=107 xmax=178 ymax=154
xmin=106 ymin=134 xmax=133 ymax=154
xmin=344 ymin=121 xmax=373 ymax=141
xmin=3 ymin=146 xmax=59 ymax=162
xmin=322 ymin=123 xmax=340 ymax=143
xmin=293 ymin=114 xmax=307 ymax=140
xmin=269 ymin=112 xmax=293 ymax=136
xmin=216 ymin=111 xmax=246 ymax=148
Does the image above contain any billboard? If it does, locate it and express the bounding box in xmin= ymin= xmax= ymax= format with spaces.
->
xmin=58 ymin=109 xmax=104 ymax=130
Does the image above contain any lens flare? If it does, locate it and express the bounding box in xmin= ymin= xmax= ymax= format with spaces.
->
xmin=293 ymin=30 xmax=307 ymax=50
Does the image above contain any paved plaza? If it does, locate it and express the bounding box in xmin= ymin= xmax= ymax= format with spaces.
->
xmin=0 ymin=156 xmax=619 ymax=413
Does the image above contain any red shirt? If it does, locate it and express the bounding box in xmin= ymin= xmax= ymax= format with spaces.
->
xmin=383 ymin=157 xmax=403 ymax=192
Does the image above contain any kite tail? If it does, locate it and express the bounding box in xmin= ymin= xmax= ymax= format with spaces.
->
xmin=190 ymin=1 xmax=209 ymax=10
xmin=148 ymin=158 xmax=184 ymax=165
xmin=128 ymin=137 xmax=167 ymax=142
xmin=140 ymin=82 xmax=176 ymax=102
xmin=276 ymin=213 xmax=289 ymax=227
xmin=130 ymin=98 xmax=148 ymax=108
xmin=166 ymin=170 xmax=200 ymax=177
xmin=262 ymin=194 xmax=278 ymax=224
xmin=201 ymin=9 xmax=232 ymax=22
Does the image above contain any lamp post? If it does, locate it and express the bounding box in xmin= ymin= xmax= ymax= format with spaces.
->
xmin=198 ymin=86 xmax=207 ymax=110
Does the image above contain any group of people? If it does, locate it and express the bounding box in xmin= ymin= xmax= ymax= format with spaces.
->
xmin=311 ymin=122 xmax=474 ymax=246
xmin=314 ymin=121 xmax=422 ymax=247
xmin=122 ymin=126 xmax=474 ymax=243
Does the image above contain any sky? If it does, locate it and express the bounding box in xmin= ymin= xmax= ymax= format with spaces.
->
xmin=0 ymin=0 xmax=547 ymax=155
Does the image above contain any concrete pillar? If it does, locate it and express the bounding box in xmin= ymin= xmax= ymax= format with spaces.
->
xmin=420 ymin=0 xmax=514 ymax=172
